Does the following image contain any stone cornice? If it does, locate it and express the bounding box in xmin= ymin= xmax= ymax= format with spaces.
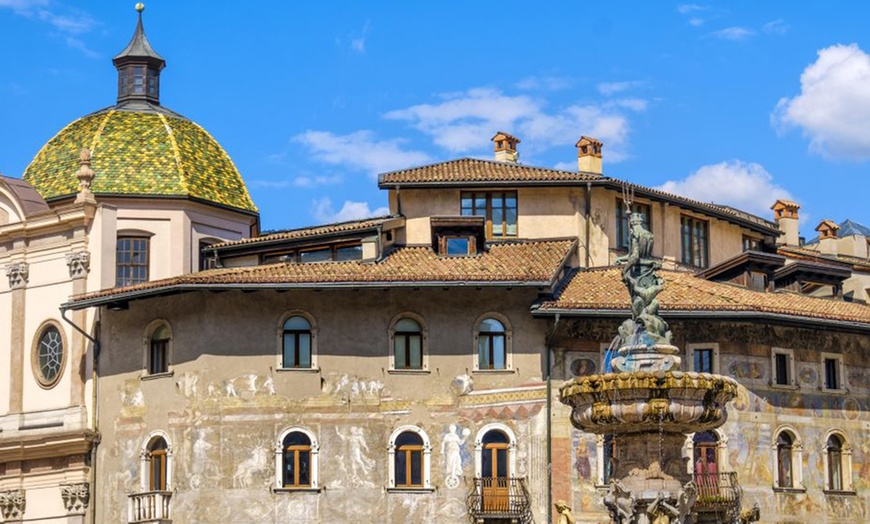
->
xmin=0 ymin=429 xmax=99 ymax=464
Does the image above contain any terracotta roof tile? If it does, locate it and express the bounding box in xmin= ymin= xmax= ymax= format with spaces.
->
xmin=378 ymin=158 xmax=603 ymax=185
xmin=778 ymin=245 xmax=870 ymax=272
xmin=210 ymin=216 xmax=399 ymax=249
xmin=69 ymin=239 xmax=576 ymax=305
xmin=540 ymin=267 xmax=870 ymax=325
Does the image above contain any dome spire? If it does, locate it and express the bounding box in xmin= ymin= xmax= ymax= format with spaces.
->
xmin=113 ymin=3 xmax=166 ymax=105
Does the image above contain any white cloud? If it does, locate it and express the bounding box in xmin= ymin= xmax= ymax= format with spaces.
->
xmin=311 ymin=197 xmax=390 ymax=223
xmin=677 ymin=4 xmax=704 ymax=14
xmin=251 ymin=175 xmax=343 ymax=190
xmin=597 ymin=80 xmax=646 ymax=96
xmin=515 ymin=76 xmax=572 ymax=91
xmin=763 ymin=19 xmax=788 ymax=35
xmin=1 ymin=0 xmax=97 ymax=55
xmin=689 ymin=17 xmax=704 ymax=27
xmin=711 ymin=27 xmax=755 ymax=41
xmin=657 ymin=160 xmax=793 ymax=218
xmin=350 ymin=38 xmax=365 ymax=53
xmin=293 ymin=130 xmax=431 ymax=176
xmin=385 ymin=87 xmax=643 ymax=162
xmin=773 ymin=43 xmax=870 ymax=160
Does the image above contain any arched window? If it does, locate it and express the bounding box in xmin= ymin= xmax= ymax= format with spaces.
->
xmin=282 ymin=316 xmax=312 ymax=368
xmin=475 ymin=316 xmax=511 ymax=371
xmin=388 ymin=426 xmax=432 ymax=490
xmin=139 ymin=432 xmax=172 ymax=492
xmin=283 ymin=432 xmax=312 ymax=488
xmin=827 ymin=434 xmax=843 ymax=491
xmin=773 ymin=429 xmax=803 ymax=489
xmin=274 ymin=427 xmax=319 ymax=490
xmin=693 ymin=431 xmax=720 ymax=500
xmin=149 ymin=324 xmax=170 ymax=375
xmin=393 ymin=318 xmax=423 ymax=370
xmin=475 ymin=425 xmax=516 ymax=512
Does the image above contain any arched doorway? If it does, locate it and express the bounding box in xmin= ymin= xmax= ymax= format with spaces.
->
xmin=481 ymin=429 xmax=510 ymax=512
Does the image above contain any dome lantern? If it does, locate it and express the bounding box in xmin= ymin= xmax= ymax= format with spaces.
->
xmin=112 ymin=4 xmax=165 ymax=105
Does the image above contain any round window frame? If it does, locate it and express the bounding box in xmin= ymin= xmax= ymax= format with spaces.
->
xmin=31 ymin=320 xmax=67 ymax=389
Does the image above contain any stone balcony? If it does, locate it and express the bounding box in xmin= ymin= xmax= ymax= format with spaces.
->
xmin=127 ymin=490 xmax=172 ymax=524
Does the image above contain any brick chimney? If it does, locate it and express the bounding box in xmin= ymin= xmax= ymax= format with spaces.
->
xmin=576 ymin=136 xmax=603 ymax=174
xmin=771 ymin=199 xmax=800 ymax=246
xmin=815 ymin=219 xmax=840 ymax=255
xmin=491 ymin=131 xmax=520 ymax=163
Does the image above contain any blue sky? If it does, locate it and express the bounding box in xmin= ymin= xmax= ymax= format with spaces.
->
xmin=1 ymin=1 xmax=869 ymax=234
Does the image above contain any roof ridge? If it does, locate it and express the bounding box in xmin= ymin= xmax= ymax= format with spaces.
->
xmin=157 ymin=112 xmax=187 ymax=193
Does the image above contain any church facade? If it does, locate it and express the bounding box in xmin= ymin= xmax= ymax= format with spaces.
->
xmin=2 ymin=7 xmax=870 ymax=524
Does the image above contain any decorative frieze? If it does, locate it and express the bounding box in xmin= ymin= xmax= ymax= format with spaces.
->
xmin=4 ymin=262 xmax=28 ymax=290
xmin=60 ymin=482 xmax=90 ymax=514
xmin=0 ymin=489 xmax=26 ymax=520
xmin=66 ymin=251 xmax=91 ymax=280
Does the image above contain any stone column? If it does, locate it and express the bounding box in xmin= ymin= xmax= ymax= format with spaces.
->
xmin=5 ymin=262 xmax=27 ymax=413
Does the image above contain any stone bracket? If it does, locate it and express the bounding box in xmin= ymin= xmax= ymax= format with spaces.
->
xmin=4 ymin=262 xmax=28 ymax=290
xmin=66 ymin=251 xmax=91 ymax=280
xmin=61 ymin=482 xmax=90 ymax=514
xmin=0 ymin=488 xmax=26 ymax=520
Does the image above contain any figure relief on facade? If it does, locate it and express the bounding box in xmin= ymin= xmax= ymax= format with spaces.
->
xmin=175 ymin=372 xmax=199 ymax=398
xmin=188 ymin=428 xmax=216 ymax=489
xmin=323 ymin=373 xmax=384 ymax=398
xmin=0 ymin=489 xmax=26 ymax=520
xmin=65 ymin=251 xmax=91 ymax=280
xmin=450 ymin=374 xmax=474 ymax=396
xmin=60 ymin=483 xmax=90 ymax=514
xmin=441 ymin=424 xmax=471 ymax=488
xmin=4 ymin=261 xmax=28 ymax=290
xmin=232 ymin=444 xmax=270 ymax=488
xmin=335 ymin=426 xmax=375 ymax=488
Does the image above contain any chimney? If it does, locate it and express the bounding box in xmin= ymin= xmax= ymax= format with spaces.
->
xmin=771 ymin=199 xmax=800 ymax=246
xmin=576 ymin=136 xmax=603 ymax=174
xmin=815 ymin=219 xmax=840 ymax=255
xmin=491 ymin=131 xmax=520 ymax=163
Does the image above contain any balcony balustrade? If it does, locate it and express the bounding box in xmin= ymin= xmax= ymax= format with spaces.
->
xmin=127 ymin=490 xmax=172 ymax=523
xmin=466 ymin=477 xmax=532 ymax=524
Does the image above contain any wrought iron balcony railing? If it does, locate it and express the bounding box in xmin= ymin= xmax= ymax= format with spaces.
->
xmin=127 ymin=490 xmax=172 ymax=523
xmin=694 ymin=471 xmax=742 ymax=514
xmin=466 ymin=477 xmax=532 ymax=524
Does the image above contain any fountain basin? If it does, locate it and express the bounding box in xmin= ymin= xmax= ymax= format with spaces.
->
xmin=559 ymin=370 xmax=739 ymax=435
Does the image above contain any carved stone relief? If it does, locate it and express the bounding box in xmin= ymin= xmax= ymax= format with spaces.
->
xmin=65 ymin=251 xmax=91 ymax=280
xmin=60 ymin=482 xmax=90 ymax=514
xmin=4 ymin=262 xmax=27 ymax=289
xmin=0 ymin=489 xmax=26 ymax=520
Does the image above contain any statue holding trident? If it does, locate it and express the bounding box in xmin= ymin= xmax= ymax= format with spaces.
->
xmin=612 ymin=185 xmax=677 ymax=372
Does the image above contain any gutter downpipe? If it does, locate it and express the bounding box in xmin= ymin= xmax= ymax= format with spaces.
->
xmin=585 ymin=182 xmax=592 ymax=268
xmin=61 ymin=305 xmax=100 ymax=524
xmin=545 ymin=312 xmax=561 ymax=523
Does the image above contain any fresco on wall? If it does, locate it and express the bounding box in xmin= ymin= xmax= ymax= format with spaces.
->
xmin=727 ymin=359 xmax=764 ymax=380
xmin=441 ymin=424 xmax=471 ymax=489
xmin=569 ymin=357 xmax=597 ymax=377
xmin=333 ymin=426 xmax=376 ymax=488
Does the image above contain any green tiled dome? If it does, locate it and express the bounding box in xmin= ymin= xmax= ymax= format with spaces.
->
xmin=23 ymin=106 xmax=257 ymax=212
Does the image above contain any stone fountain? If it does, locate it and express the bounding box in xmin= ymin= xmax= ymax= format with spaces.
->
xmin=559 ymin=195 xmax=740 ymax=524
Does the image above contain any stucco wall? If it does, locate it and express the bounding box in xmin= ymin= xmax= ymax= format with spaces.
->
xmin=96 ymin=287 xmax=554 ymax=523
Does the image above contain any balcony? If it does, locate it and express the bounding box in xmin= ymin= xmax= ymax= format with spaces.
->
xmin=128 ymin=490 xmax=172 ymax=523
xmin=466 ymin=477 xmax=532 ymax=524
xmin=694 ymin=472 xmax=742 ymax=522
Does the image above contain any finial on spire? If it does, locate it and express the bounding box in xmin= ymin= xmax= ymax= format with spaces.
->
xmin=135 ymin=3 xmax=145 ymax=13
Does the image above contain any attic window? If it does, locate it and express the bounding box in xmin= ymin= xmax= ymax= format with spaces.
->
xmin=440 ymin=236 xmax=475 ymax=257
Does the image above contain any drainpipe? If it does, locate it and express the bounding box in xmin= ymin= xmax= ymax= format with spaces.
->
xmin=61 ymin=306 xmax=100 ymax=524
xmin=545 ymin=312 xmax=561 ymax=524
xmin=584 ymin=182 xmax=592 ymax=268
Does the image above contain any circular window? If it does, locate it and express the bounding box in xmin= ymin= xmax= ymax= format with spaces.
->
xmin=35 ymin=325 xmax=64 ymax=387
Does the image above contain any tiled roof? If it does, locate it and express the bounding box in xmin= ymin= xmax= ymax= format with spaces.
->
xmin=23 ymin=106 xmax=256 ymax=212
xmin=0 ymin=176 xmax=50 ymax=218
xmin=210 ymin=216 xmax=399 ymax=250
xmin=67 ymin=239 xmax=576 ymax=306
xmin=778 ymin=245 xmax=870 ymax=272
xmin=378 ymin=158 xmax=604 ymax=185
xmin=538 ymin=267 xmax=870 ymax=325
xmin=377 ymin=158 xmax=778 ymax=233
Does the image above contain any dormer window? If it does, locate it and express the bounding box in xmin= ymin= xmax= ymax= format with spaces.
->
xmin=431 ymin=216 xmax=485 ymax=257
xmin=444 ymin=236 xmax=473 ymax=256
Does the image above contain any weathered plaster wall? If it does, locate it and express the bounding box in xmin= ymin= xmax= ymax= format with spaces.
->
xmin=551 ymin=319 xmax=870 ymax=523
xmin=96 ymin=287 xmax=554 ymax=523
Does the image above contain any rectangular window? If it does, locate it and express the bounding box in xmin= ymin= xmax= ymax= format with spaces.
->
xmin=694 ymin=348 xmax=713 ymax=373
xmin=743 ymin=235 xmax=762 ymax=252
xmin=461 ymin=191 xmax=517 ymax=238
xmin=446 ymin=237 xmax=470 ymax=256
xmin=116 ymin=237 xmax=149 ymax=287
xmin=680 ymin=215 xmax=709 ymax=268
xmin=822 ymin=354 xmax=844 ymax=391
xmin=199 ymin=241 xmax=216 ymax=271
xmin=335 ymin=244 xmax=363 ymax=261
xmin=616 ymin=202 xmax=651 ymax=249
xmin=775 ymin=353 xmax=789 ymax=385
xmin=299 ymin=248 xmax=332 ymax=263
